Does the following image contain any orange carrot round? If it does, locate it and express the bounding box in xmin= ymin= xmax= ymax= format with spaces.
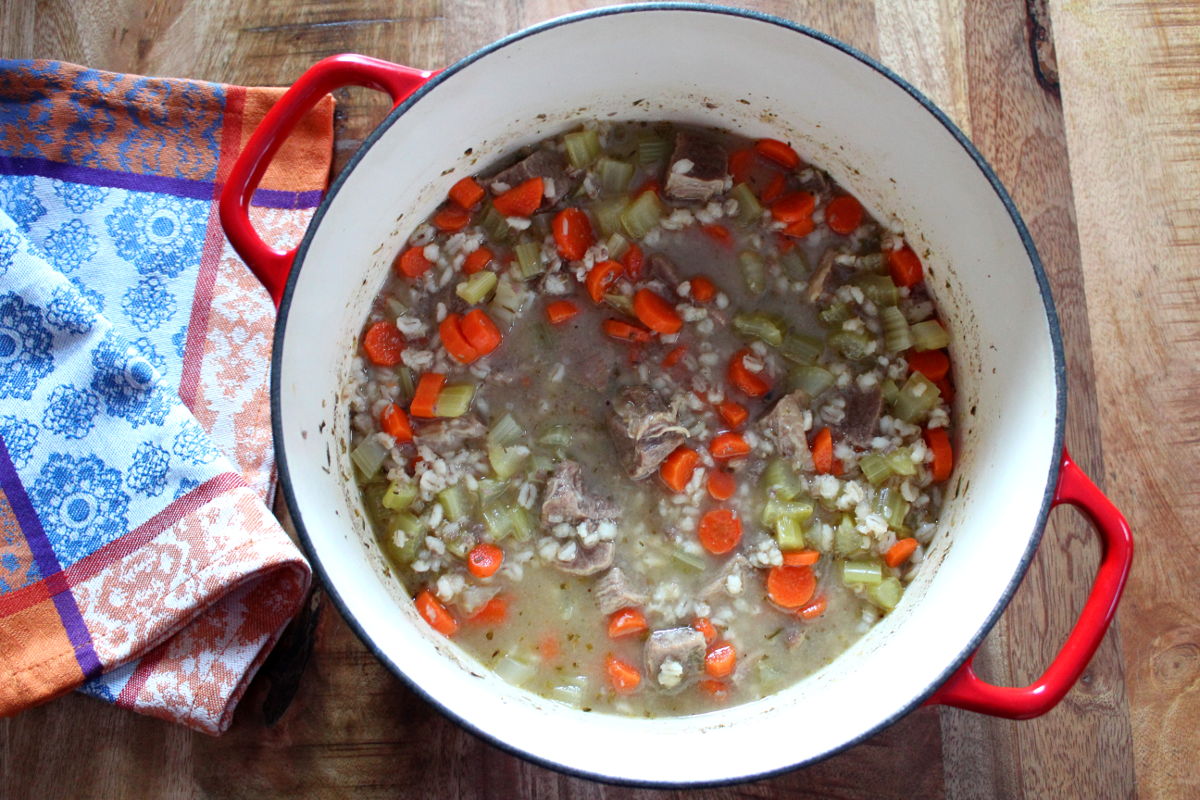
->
xmin=468 ymin=594 xmax=509 ymax=625
xmin=621 ymin=242 xmax=645 ymax=280
xmin=553 ymin=207 xmax=594 ymax=261
xmin=379 ymin=402 xmax=413 ymax=443
xmin=449 ymin=176 xmax=485 ymax=209
xmin=415 ymin=589 xmax=458 ymax=636
xmin=460 ymin=308 xmax=502 ymax=356
xmin=662 ymin=345 xmax=686 ymax=368
xmin=770 ymin=191 xmax=815 ymax=223
xmin=885 ymin=537 xmax=919 ymax=568
xmin=586 ymin=260 xmax=623 ymax=303
xmin=433 ymin=205 xmax=471 ymax=232
xmin=924 ymin=427 xmax=954 ymax=482
xmin=466 ymin=543 xmax=504 ymax=578
xmin=727 ymin=349 xmax=771 ymax=397
xmin=783 ymin=216 xmax=816 ymax=238
xmin=492 ymin=177 xmax=543 ymax=217
xmin=710 ymin=432 xmax=751 ymax=460
xmin=825 ymin=194 xmax=863 ymax=234
xmin=781 ymin=549 xmax=821 ymax=567
xmin=907 ymin=349 xmax=950 ymax=381
xmin=410 ymin=372 xmax=446 ymax=418
xmin=660 ymin=446 xmax=700 ymax=493
xmin=545 ymin=299 xmax=580 ymax=325
xmin=362 ymin=321 xmax=406 ymax=366
xmin=701 ymin=224 xmax=733 ymax=247
xmin=396 ymin=245 xmax=433 ymax=278
xmin=698 ymin=509 xmax=742 ymax=555
xmin=888 ymin=245 xmax=924 ymax=287
xmin=632 ymin=288 xmax=683 ymax=334
xmin=716 ymin=400 xmax=748 ymax=429
xmin=706 ymin=469 xmax=736 ymax=501
xmin=767 ymin=564 xmax=816 ymax=609
xmin=798 ymin=594 xmax=828 ymax=620
xmin=690 ymin=275 xmax=717 ymax=303
xmin=811 ymin=427 xmax=835 ymax=474
xmin=754 ymin=138 xmax=801 ymax=169
xmin=761 ymin=173 xmax=787 ymax=204
xmin=462 ymin=247 xmax=494 ymax=275
xmin=729 ymin=147 xmax=754 ymax=184
xmin=704 ymin=642 xmax=737 ymax=678
xmin=607 ymin=607 xmax=648 ymax=639
xmin=605 ymin=654 xmax=641 ymax=694
xmin=439 ymin=314 xmax=480 ymax=364
xmin=601 ymin=318 xmax=653 ymax=344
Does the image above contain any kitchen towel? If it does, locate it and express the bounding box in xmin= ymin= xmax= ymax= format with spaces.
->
xmin=0 ymin=59 xmax=332 ymax=734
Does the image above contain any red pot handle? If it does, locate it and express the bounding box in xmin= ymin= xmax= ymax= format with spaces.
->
xmin=218 ymin=54 xmax=436 ymax=307
xmin=926 ymin=447 xmax=1133 ymax=719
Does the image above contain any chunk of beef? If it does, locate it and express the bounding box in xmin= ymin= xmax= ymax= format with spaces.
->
xmin=834 ymin=385 xmax=884 ymax=447
xmin=644 ymin=627 xmax=706 ymax=688
xmin=555 ymin=540 xmax=615 ymax=576
xmin=760 ymin=391 xmax=813 ymax=469
xmin=647 ymin=252 xmax=682 ymax=286
xmin=488 ymin=149 xmax=573 ymax=206
xmin=805 ymin=249 xmax=838 ymax=305
xmin=414 ymin=415 xmax=487 ymax=453
xmin=607 ymin=385 xmax=688 ymax=480
xmin=541 ymin=460 xmax=618 ymax=525
xmin=594 ymin=566 xmax=647 ymax=615
xmin=699 ymin=553 xmax=753 ymax=601
xmin=664 ymin=131 xmax=728 ymax=203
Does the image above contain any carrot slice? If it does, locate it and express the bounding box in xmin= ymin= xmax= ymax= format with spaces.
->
xmin=449 ymin=176 xmax=485 ymax=209
xmin=461 ymin=308 xmax=502 ymax=356
xmin=602 ymin=318 xmax=653 ymax=344
xmin=710 ymin=431 xmax=751 ymax=460
xmin=379 ymin=402 xmax=413 ymax=443
xmin=767 ymin=564 xmax=816 ymax=609
xmin=706 ymin=469 xmax=736 ymax=501
xmin=761 ymin=173 xmax=787 ymax=204
xmin=605 ymin=654 xmax=641 ymax=694
xmin=439 ymin=314 xmax=480 ymax=364
xmin=755 ymin=138 xmax=801 ymax=169
xmin=586 ymin=260 xmax=623 ymax=303
xmin=492 ymin=176 xmax=543 ymax=217
xmin=907 ymin=349 xmax=950 ymax=381
xmin=660 ymin=446 xmax=700 ymax=493
xmin=621 ymin=242 xmax=645 ymax=280
xmin=701 ymin=223 xmax=733 ymax=247
xmin=415 ymin=589 xmax=457 ymax=636
xmin=545 ymin=299 xmax=580 ymax=325
xmin=782 ymin=549 xmax=821 ymax=567
xmin=538 ymin=634 xmax=560 ymax=661
xmin=811 ymin=427 xmax=835 ymax=474
xmin=885 ymin=537 xmax=919 ymax=569
xmin=553 ymin=207 xmax=594 ymax=261
xmin=607 ymin=607 xmax=649 ymax=639
xmin=463 ymin=247 xmax=494 ymax=275
xmin=888 ymin=245 xmax=924 ymax=287
xmin=798 ymin=594 xmax=828 ymax=620
xmin=716 ymin=400 xmax=748 ymax=429
xmin=662 ymin=345 xmax=686 ymax=368
xmin=410 ymin=372 xmax=446 ymax=418
xmin=698 ymin=679 xmax=731 ymax=700
xmin=690 ymin=275 xmax=717 ymax=303
xmin=698 ymin=509 xmax=742 ymax=555
xmin=396 ymin=245 xmax=433 ymax=278
xmin=362 ymin=321 xmax=405 ymax=366
xmin=729 ymin=147 xmax=755 ymax=185
xmin=770 ymin=191 xmax=815 ymax=224
xmin=826 ymin=194 xmax=863 ymax=234
xmin=468 ymin=594 xmax=509 ymax=625
xmin=727 ymin=349 xmax=771 ymax=397
xmin=692 ymin=616 xmax=717 ymax=644
xmin=466 ymin=542 xmax=504 ymax=578
xmin=433 ymin=205 xmax=471 ymax=232
xmin=704 ymin=642 xmax=737 ymax=679
xmin=632 ymin=288 xmax=683 ymax=334
xmin=924 ymin=427 xmax=954 ymax=482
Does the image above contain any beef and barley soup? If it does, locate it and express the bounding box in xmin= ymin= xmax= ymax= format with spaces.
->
xmin=348 ymin=122 xmax=955 ymax=716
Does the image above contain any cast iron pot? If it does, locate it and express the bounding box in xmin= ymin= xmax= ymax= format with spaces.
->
xmin=219 ymin=4 xmax=1132 ymax=786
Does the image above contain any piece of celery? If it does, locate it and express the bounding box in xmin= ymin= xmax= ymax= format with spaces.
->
xmin=435 ymin=384 xmax=475 ymax=418
xmin=513 ymin=239 xmax=544 ymax=280
xmin=881 ymin=305 xmax=913 ymax=353
xmin=351 ymin=436 xmax=389 ymax=478
xmin=842 ymin=559 xmax=884 ymax=585
xmin=738 ymin=251 xmax=766 ymax=295
xmin=910 ymin=319 xmax=950 ymax=351
xmin=620 ymin=190 xmax=665 ymax=239
xmin=596 ymin=157 xmax=635 ymax=195
xmin=731 ymin=183 xmax=763 ymax=227
xmin=868 ymin=576 xmax=903 ymax=610
xmin=564 ymin=129 xmax=601 ymax=169
xmin=892 ymin=372 xmax=942 ymax=423
xmin=456 ymin=269 xmax=498 ymax=305
xmin=779 ymin=330 xmax=824 ymax=365
xmin=733 ymin=312 xmax=784 ymax=347
xmin=789 ymin=365 xmax=836 ymax=397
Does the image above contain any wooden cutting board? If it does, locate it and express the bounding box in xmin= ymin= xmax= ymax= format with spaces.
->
xmin=5 ymin=0 xmax=1190 ymax=797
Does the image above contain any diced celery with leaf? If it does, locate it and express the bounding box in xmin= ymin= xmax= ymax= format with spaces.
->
xmin=731 ymin=183 xmax=763 ymax=227
xmin=892 ymin=372 xmax=942 ymax=423
xmin=732 ymin=312 xmax=784 ymax=347
xmin=637 ymin=136 xmax=670 ymax=164
xmin=592 ymin=196 xmax=630 ymax=237
xmin=854 ymin=274 xmax=899 ymax=306
xmin=819 ymin=302 xmax=850 ymax=326
xmin=842 ymin=559 xmax=884 ymax=585
xmin=596 ymin=156 xmax=635 ymax=195
xmin=881 ymin=305 xmax=913 ymax=353
xmin=789 ymin=365 xmax=836 ymax=397
xmin=488 ymin=442 xmax=530 ymax=479
xmin=834 ymin=515 xmax=865 ymax=556
xmin=488 ymin=413 xmax=524 ymax=446
xmin=456 ymin=270 xmax=498 ymax=305
xmin=564 ymin=129 xmax=601 ymax=169
xmin=910 ymin=319 xmax=950 ymax=351
xmin=437 ymin=484 xmax=471 ymax=522
xmin=490 ymin=275 xmax=527 ymax=323
xmin=435 ymin=384 xmax=475 ymax=418
xmin=381 ymin=480 xmax=418 ymax=511
xmin=859 ymin=453 xmax=893 ymax=486
xmin=513 ymin=239 xmax=544 ymax=280
xmin=828 ymin=328 xmax=873 ymax=360
xmin=605 ymin=232 xmax=630 ymax=260
xmin=351 ymin=436 xmax=389 ymax=478
xmin=780 ymin=330 xmax=823 ymax=365
xmin=886 ymin=447 xmax=918 ymax=477
xmin=620 ymin=191 xmax=665 ymax=239
xmin=868 ymin=576 xmax=903 ymax=610
xmin=761 ymin=458 xmax=804 ymax=501
xmin=479 ymin=202 xmax=511 ymax=243
xmin=774 ymin=515 xmax=806 ymax=551
xmin=738 ymin=251 xmax=766 ymax=294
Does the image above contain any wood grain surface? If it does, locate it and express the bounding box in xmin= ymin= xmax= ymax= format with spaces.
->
xmin=1 ymin=0 xmax=1187 ymax=797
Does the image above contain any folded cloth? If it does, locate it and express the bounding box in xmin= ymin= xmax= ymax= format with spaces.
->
xmin=0 ymin=60 xmax=332 ymax=733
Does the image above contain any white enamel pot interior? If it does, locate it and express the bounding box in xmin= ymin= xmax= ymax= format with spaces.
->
xmin=271 ymin=4 xmax=1064 ymax=787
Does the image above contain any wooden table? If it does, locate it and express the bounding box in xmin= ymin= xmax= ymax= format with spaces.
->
xmin=1 ymin=1 xmax=1196 ymax=797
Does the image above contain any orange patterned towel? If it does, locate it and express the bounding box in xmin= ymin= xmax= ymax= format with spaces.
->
xmin=0 ymin=59 xmax=331 ymax=733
